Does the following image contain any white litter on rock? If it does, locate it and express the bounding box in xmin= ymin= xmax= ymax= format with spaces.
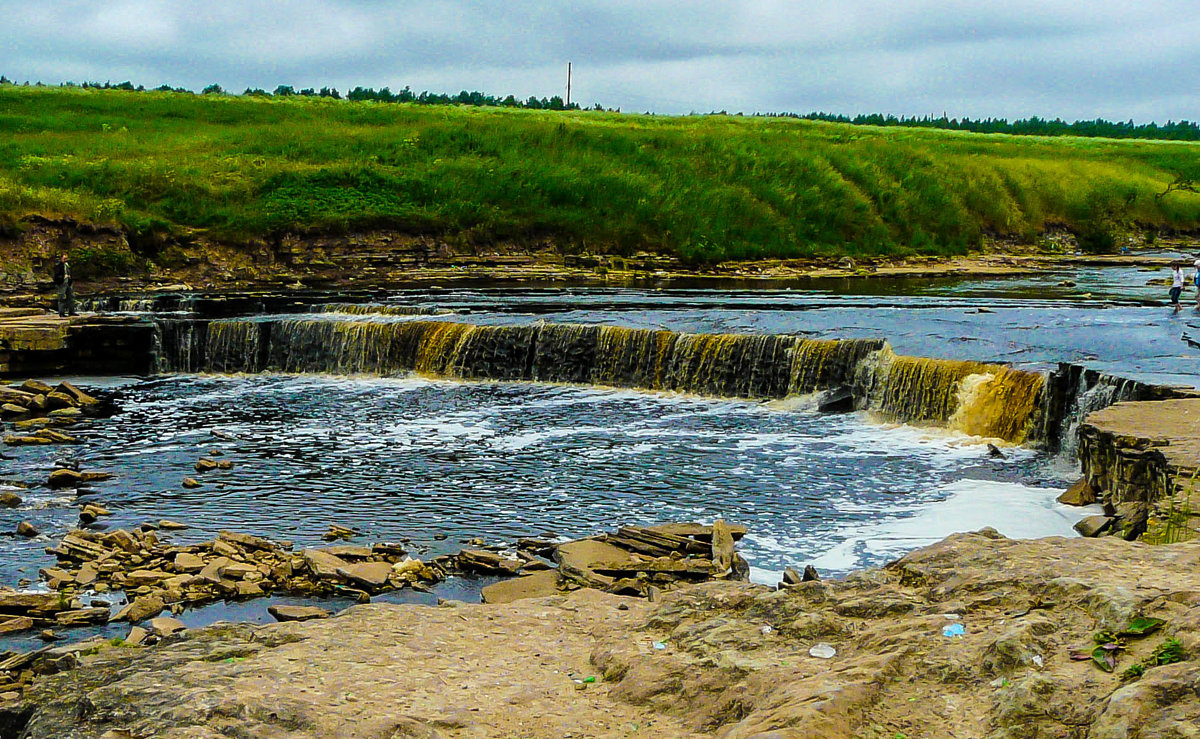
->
xmin=809 ymin=642 xmax=837 ymax=659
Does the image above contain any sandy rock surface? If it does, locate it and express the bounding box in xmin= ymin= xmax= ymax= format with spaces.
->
xmin=9 ymin=530 xmax=1200 ymax=738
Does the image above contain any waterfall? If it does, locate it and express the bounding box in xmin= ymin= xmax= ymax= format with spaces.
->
xmin=789 ymin=338 xmax=884 ymax=395
xmin=206 ymin=320 xmax=266 ymax=374
xmin=151 ymin=314 xmax=1170 ymax=446
xmin=857 ymin=346 xmax=1045 ymax=442
xmin=319 ymin=303 xmax=449 ymax=317
xmin=153 ymin=319 xmax=207 ymax=374
xmin=1055 ymin=370 xmax=1145 ymax=457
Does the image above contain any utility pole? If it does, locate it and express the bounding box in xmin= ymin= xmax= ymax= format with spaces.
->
xmin=566 ymin=62 xmax=572 ymax=108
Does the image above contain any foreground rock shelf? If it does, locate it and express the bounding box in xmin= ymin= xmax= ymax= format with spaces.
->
xmin=3 ymin=530 xmax=1198 ymax=738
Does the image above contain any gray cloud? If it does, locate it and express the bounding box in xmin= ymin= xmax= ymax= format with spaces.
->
xmin=1 ymin=0 xmax=1197 ymax=121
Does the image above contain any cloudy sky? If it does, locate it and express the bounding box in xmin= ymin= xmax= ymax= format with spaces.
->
xmin=2 ymin=1 xmax=1197 ymax=122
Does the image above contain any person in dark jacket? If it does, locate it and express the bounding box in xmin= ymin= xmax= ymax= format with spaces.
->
xmin=52 ymin=254 xmax=76 ymax=317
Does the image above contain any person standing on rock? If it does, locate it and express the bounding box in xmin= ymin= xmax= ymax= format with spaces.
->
xmin=1169 ymin=262 xmax=1184 ymax=314
xmin=52 ymin=254 xmax=76 ymax=317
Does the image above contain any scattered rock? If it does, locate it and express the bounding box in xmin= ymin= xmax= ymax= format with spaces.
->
xmin=173 ymin=553 xmax=205 ymax=573
xmin=711 ymin=519 xmax=735 ymax=573
xmin=302 ymin=549 xmax=351 ymax=579
xmin=322 ymin=524 xmax=359 ymax=541
xmin=147 ymin=616 xmax=186 ymax=637
xmin=56 ymin=382 xmax=98 ymax=405
xmin=336 ymin=562 xmax=393 ymax=590
xmin=43 ymin=392 xmax=77 ymax=410
xmin=19 ymin=380 xmax=53 ymax=395
xmin=0 ymin=617 xmax=34 ymax=635
xmin=194 ymin=458 xmax=218 ymax=473
xmin=16 ymin=521 xmax=39 ymax=538
xmin=55 ymin=608 xmax=109 ymax=626
xmin=0 ymin=492 xmax=22 ymax=508
xmin=1075 ymin=515 xmax=1115 ymax=538
xmin=124 ymin=626 xmax=149 ymax=646
xmin=47 ymin=469 xmax=83 ymax=489
xmin=457 ymin=549 xmax=523 ymax=575
xmin=111 ymin=595 xmax=165 ymax=623
xmin=181 ymin=477 xmax=201 ymax=489
xmin=158 ymin=520 xmax=189 ymax=530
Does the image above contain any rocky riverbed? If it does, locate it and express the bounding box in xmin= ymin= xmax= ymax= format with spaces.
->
xmin=1 ymin=529 xmax=1196 ymax=738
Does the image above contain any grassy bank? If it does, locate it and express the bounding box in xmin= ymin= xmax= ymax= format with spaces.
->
xmin=1 ymin=85 xmax=1199 ymax=262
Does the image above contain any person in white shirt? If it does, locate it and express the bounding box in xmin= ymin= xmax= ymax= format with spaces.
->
xmin=1170 ymin=263 xmax=1184 ymax=313
xmin=1193 ymin=255 xmax=1200 ymax=309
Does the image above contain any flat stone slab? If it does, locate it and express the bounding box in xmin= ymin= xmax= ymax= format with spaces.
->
xmin=481 ymin=570 xmax=561 ymax=604
xmin=268 ymin=605 xmax=330 ymax=622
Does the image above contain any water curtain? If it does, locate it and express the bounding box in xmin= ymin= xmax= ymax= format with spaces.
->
xmin=154 ymin=316 xmax=1060 ymax=443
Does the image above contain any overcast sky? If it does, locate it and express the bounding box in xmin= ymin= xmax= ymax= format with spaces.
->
xmin=2 ymin=1 xmax=1198 ymax=122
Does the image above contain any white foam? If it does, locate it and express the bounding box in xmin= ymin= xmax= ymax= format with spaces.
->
xmin=805 ymin=479 xmax=1098 ymax=572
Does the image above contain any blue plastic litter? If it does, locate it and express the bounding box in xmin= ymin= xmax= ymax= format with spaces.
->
xmin=943 ymin=623 xmax=966 ymax=637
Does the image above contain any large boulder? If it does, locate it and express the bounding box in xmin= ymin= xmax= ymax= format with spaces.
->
xmin=1058 ymin=478 xmax=1097 ymax=506
xmin=302 ymin=549 xmax=350 ymax=580
xmin=111 ymin=595 xmax=165 ymax=623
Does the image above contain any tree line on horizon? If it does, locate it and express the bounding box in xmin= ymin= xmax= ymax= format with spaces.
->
xmin=1 ymin=73 xmax=1197 ymax=141
xmin=0 ymin=75 xmax=592 ymax=112
xmin=770 ymin=111 xmax=1200 ymax=142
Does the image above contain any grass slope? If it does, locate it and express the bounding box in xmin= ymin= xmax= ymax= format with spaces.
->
xmin=1 ymin=85 xmax=1199 ymax=262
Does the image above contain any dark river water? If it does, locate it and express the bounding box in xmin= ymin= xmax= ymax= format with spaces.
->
xmin=1 ymin=263 xmax=1196 ymax=646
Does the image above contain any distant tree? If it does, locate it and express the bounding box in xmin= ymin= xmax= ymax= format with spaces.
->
xmin=318 ymin=87 xmax=341 ymax=99
xmin=201 ymin=83 xmax=224 ymax=95
xmin=273 ymin=85 xmax=295 ymax=97
xmin=0 ymin=75 xmax=9 ymax=85
xmin=1157 ymin=176 xmax=1200 ymax=200
xmin=298 ymin=88 xmax=316 ymax=97
xmin=243 ymin=87 xmax=270 ymax=97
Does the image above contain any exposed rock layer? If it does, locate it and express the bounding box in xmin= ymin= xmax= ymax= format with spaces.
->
xmin=8 ymin=531 xmax=1200 ymax=738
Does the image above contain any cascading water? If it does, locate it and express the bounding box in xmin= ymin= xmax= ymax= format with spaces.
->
xmin=854 ymin=346 xmax=1045 ymax=442
xmin=151 ymin=315 xmax=1065 ymax=443
xmin=320 ymin=303 xmax=450 ymax=317
xmin=1057 ymin=372 xmax=1144 ymax=457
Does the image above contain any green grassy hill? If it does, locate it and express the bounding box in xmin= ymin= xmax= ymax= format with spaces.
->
xmin=1 ymin=85 xmax=1199 ymax=262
